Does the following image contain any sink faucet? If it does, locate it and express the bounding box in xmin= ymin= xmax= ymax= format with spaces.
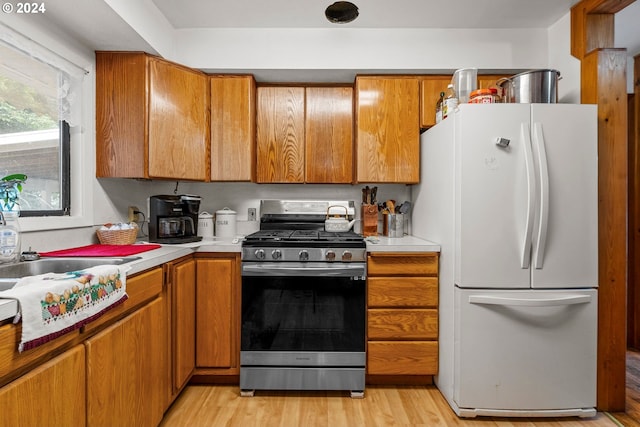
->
xmin=21 ymin=247 xmax=40 ymax=261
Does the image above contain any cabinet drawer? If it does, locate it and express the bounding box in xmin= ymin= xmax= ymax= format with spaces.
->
xmin=367 ymin=341 xmax=438 ymax=375
xmin=367 ymin=253 xmax=438 ymax=276
xmin=368 ymin=277 xmax=438 ymax=307
xmin=368 ymin=309 xmax=438 ymax=340
xmin=82 ymin=268 xmax=163 ymax=334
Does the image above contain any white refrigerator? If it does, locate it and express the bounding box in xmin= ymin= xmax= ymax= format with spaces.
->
xmin=412 ymin=103 xmax=598 ymax=418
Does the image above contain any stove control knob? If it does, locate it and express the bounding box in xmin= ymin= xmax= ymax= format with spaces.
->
xmin=342 ymin=251 xmax=353 ymax=261
xmin=254 ymin=249 xmax=266 ymax=260
xmin=326 ymin=250 xmax=336 ymax=261
xmin=271 ymin=249 xmax=282 ymax=260
xmin=299 ymin=250 xmax=309 ymax=262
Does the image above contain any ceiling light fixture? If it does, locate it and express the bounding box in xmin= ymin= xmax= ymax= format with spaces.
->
xmin=325 ymin=1 xmax=359 ymax=24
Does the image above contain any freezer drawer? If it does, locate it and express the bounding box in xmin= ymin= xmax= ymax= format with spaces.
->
xmin=454 ymin=287 xmax=597 ymax=415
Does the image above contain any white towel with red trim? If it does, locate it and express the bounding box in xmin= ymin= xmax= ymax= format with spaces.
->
xmin=0 ymin=264 xmax=129 ymax=352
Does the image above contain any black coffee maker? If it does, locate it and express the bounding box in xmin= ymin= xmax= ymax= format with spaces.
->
xmin=149 ymin=194 xmax=202 ymax=243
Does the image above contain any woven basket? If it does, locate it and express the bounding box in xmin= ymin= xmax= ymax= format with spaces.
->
xmin=96 ymin=225 xmax=138 ymax=245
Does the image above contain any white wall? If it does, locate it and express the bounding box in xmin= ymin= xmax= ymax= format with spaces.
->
xmin=96 ymin=179 xmax=412 ymax=239
xmin=548 ymin=13 xmax=581 ymax=103
xmin=174 ymin=27 xmax=549 ymax=81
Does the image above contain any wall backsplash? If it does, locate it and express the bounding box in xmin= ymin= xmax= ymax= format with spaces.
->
xmin=97 ymin=179 xmax=413 ymax=237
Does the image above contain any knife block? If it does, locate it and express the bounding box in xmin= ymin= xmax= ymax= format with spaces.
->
xmin=361 ymin=204 xmax=378 ymax=237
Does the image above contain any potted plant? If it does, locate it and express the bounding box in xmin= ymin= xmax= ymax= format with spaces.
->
xmin=0 ymin=173 xmax=27 ymax=212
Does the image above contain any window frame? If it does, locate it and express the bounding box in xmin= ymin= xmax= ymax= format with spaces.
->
xmin=15 ymin=120 xmax=71 ymax=217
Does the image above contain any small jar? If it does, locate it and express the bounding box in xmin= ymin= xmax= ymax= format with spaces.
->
xmin=469 ymin=88 xmax=494 ymax=104
xmin=490 ymin=87 xmax=501 ymax=103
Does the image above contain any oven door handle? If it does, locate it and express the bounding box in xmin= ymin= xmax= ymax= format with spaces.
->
xmin=242 ymin=262 xmax=366 ymax=277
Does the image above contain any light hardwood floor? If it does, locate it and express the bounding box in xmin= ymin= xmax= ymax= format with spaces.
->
xmin=160 ymin=350 xmax=640 ymax=427
xmin=610 ymin=350 xmax=640 ymax=427
xmin=161 ymin=385 xmax=624 ymax=427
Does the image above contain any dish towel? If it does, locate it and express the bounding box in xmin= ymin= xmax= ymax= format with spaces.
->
xmin=0 ymin=264 xmax=130 ymax=352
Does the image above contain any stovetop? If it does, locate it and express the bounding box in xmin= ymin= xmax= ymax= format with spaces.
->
xmin=244 ymin=229 xmax=364 ymax=243
xmin=242 ymin=229 xmax=366 ymax=262
xmin=241 ymin=200 xmax=366 ymax=261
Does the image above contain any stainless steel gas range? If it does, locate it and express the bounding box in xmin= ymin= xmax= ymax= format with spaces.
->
xmin=240 ymin=200 xmax=366 ymax=398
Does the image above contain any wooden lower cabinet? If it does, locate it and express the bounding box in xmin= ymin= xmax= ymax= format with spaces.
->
xmin=0 ymin=345 xmax=85 ymax=427
xmin=85 ymin=296 xmax=168 ymax=427
xmin=168 ymin=258 xmax=196 ymax=398
xmin=367 ymin=341 xmax=438 ymax=375
xmin=366 ymin=252 xmax=439 ymax=381
xmin=195 ymin=254 xmax=240 ymax=375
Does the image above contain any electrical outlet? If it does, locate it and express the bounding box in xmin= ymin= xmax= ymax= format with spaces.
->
xmin=128 ymin=206 xmax=140 ymax=222
xmin=248 ymin=208 xmax=256 ymax=221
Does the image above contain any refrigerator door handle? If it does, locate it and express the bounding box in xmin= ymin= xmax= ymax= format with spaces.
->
xmin=532 ymin=123 xmax=550 ymax=269
xmin=468 ymin=294 xmax=592 ymax=307
xmin=520 ymin=123 xmax=536 ymax=269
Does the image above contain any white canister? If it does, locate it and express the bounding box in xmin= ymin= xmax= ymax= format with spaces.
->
xmin=197 ymin=212 xmax=214 ymax=239
xmin=215 ymin=207 xmax=237 ymax=238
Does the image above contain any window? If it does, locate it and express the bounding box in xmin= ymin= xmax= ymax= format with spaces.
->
xmin=0 ymin=29 xmax=82 ymax=217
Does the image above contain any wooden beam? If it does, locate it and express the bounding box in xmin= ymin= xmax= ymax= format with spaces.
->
xmin=590 ymin=0 xmax=637 ymax=13
xmin=571 ymin=0 xmax=637 ymax=59
xmin=582 ymin=48 xmax=628 ymax=412
xmin=629 ymin=54 xmax=640 ymax=349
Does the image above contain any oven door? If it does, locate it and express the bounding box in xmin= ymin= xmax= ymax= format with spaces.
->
xmin=241 ymin=262 xmax=366 ymax=365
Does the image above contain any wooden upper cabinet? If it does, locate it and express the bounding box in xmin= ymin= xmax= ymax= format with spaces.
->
xmin=96 ymin=52 xmax=146 ymax=178
xmin=420 ymin=76 xmax=451 ymax=128
xmin=148 ymin=58 xmax=209 ymax=180
xmin=256 ymin=86 xmax=306 ymax=183
xmin=96 ymin=51 xmax=210 ymax=180
xmin=477 ymin=74 xmax=508 ymax=89
xmin=210 ymin=75 xmax=256 ymax=181
xmin=355 ymin=76 xmax=420 ymax=184
xmin=305 ymin=87 xmax=353 ymax=183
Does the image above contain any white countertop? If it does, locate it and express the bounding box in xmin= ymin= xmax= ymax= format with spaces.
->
xmin=365 ymin=235 xmax=441 ymax=252
xmin=0 ymin=235 xmax=439 ymax=322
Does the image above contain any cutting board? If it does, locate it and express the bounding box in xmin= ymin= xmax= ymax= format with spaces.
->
xmin=39 ymin=244 xmax=161 ymax=257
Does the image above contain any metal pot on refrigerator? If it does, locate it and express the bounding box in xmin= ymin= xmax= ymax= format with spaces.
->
xmin=498 ymin=69 xmax=561 ymax=103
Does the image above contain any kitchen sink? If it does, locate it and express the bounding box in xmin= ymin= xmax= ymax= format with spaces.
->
xmin=0 ymin=257 xmax=140 ymax=292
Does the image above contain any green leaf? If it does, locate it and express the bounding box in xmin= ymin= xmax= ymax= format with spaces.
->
xmin=1 ymin=174 xmax=27 ymax=182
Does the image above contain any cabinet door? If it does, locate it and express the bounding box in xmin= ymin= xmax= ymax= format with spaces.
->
xmin=211 ymin=75 xmax=256 ymax=181
xmin=355 ymin=77 xmax=420 ymax=183
xmin=478 ymin=74 xmax=508 ymax=89
xmin=305 ymin=87 xmax=354 ymax=183
xmin=0 ymin=345 xmax=85 ymax=427
xmin=95 ymin=51 xmax=147 ymax=178
xmin=419 ymin=76 xmax=451 ymax=128
xmin=195 ymin=256 xmax=239 ymax=371
xmin=172 ymin=259 xmax=196 ymax=394
xmin=256 ymin=86 xmax=305 ymax=183
xmin=86 ymin=297 xmax=168 ymax=427
xmin=149 ymin=59 xmax=210 ymax=180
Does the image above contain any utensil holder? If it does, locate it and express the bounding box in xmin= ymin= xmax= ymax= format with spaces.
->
xmin=382 ymin=213 xmax=404 ymax=238
xmin=361 ymin=204 xmax=378 ymax=237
